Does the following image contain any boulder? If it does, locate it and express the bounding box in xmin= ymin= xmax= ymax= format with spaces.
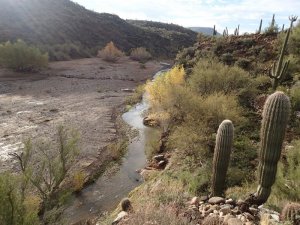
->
xmin=208 ymin=196 xmax=225 ymax=204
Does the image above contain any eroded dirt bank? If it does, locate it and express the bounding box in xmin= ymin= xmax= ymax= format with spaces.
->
xmin=0 ymin=57 xmax=163 ymax=173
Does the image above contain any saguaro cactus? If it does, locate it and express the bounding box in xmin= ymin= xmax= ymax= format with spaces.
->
xmin=257 ymin=19 xmax=263 ymax=34
xmin=211 ymin=120 xmax=234 ymax=197
xmin=269 ymin=27 xmax=291 ymax=90
xmin=253 ymin=91 xmax=291 ymax=205
xmin=213 ymin=25 xmax=217 ymax=36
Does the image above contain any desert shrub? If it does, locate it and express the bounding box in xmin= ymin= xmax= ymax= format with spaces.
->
xmin=238 ymin=38 xmax=255 ymax=48
xmin=12 ymin=126 xmax=79 ymax=211
xmin=220 ymin=53 xmax=235 ymax=65
xmin=213 ymin=37 xmax=226 ymax=56
xmin=0 ymin=173 xmax=40 ymax=225
xmin=97 ymin=41 xmax=124 ymax=62
xmin=235 ymin=57 xmax=251 ymax=69
xmin=125 ymin=84 xmax=146 ymax=106
xmin=72 ymin=171 xmax=86 ymax=192
xmin=268 ymin=140 xmax=300 ymax=209
xmin=145 ymin=66 xmax=186 ymax=124
xmin=290 ymin=83 xmax=300 ymax=111
xmin=289 ymin=22 xmax=300 ymax=56
xmin=40 ymin=42 xmax=92 ymax=61
xmin=107 ymin=140 xmax=127 ymax=161
xmin=189 ymin=59 xmax=251 ymax=95
xmin=0 ymin=40 xmax=48 ymax=72
xmin=130 ymin=47 xmax=151 ymax=62
xmin=169 ymin=93 xmax=244 ymax=157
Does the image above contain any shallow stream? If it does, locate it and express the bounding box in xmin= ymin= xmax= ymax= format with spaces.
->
xmin=64 ymin=68 xmax=169 ymax=223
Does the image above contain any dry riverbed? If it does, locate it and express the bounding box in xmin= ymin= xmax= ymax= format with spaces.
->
xmin=0 ymin=57 xmax=163 ymax=175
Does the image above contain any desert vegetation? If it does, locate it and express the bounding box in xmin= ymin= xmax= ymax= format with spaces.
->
xmin=0 ymin=126 xmax=80 ymax=224
xmin=130 ymin=47 xmax=152 ymax=63
xmin=0 ymin=40 xmax=48 ymax=72
xmin=97 ymin=41 xmax=124 ymax=62
xmin=101 ymin=17 xmax=300 ymax=225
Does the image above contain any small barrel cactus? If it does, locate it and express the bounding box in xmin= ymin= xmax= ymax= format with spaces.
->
xmin=254 ymin=91 xmax=291 ymax=204
xmin=211 ymin=120 xmax=234 ymax=197
xmin=281 ymin=202 xmax=300 ymax=224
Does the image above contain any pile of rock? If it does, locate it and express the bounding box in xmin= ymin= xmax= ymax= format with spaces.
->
xmin=185 ymin=196 xmax=281 ymax=225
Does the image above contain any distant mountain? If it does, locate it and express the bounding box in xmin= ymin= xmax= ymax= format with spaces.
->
xmin=189 ymin=27 xmax=221 ymax=36
xmin=0 ymin=0 xmax=197 ymax=58
xmin=127 ymin=20 xmax=197 ymax=56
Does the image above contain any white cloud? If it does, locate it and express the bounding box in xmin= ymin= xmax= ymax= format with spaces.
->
xmin=72 ymin=0 xmax=300 ymax=32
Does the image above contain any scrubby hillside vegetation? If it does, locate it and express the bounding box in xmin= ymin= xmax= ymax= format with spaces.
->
xmin=101 ymin=19 xmax=300 ymax=225
xmin=0 ymin=0 xmax=196 ymax=60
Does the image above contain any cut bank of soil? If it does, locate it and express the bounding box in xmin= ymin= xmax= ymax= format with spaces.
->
xmin=0 ymin=57 xmax=164 ymax=174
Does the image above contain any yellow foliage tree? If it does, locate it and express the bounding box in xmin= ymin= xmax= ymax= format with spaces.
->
xmin=145 ymin=66 xmax=186 ymax=126
xmin=98 ymin=41 xmax=124 ymax=62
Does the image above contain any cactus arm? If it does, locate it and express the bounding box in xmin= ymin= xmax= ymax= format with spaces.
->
xmin=211 ymin=120 xmax=234 ymax=197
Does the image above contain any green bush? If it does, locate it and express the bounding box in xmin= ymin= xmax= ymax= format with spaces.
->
xmin=268 ymin=140 xmax=300 ymax=208
xmin=289 ymin=22 xmax=300 ymax=56
xmin=0 ymin=173 xmax=39 ymax=225
xmin=40 ymin=42 xmax=93 ymax=61
xmin=290 ymin=83 xmax=300 ymax=111
xmin=235 ymin=57 xmax=251 ymax=69
xmin=220 ymin=53 xmax=235 ymax=65
xmin=0 ymin=40 xmax=48 ymax=72
xmin=130 ymin=47 xmax=152 ymax=63
xmin=189 ymin=59 xmax=251 ymax=95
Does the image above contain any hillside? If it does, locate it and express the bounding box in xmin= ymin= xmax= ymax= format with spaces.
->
xmin=189 ymin=26 xmax=221 ymax=36
xmin=99 ymin=23 xmax=300 ymax=225
xmin=0 ymin=0 xmax=197 ymax=58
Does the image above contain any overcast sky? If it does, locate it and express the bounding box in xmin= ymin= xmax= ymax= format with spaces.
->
xmin=73 ymin=0 xmax=299 ymax=34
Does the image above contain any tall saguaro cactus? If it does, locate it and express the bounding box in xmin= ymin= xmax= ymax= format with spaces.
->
xmin=269 ymin=27 xmax=291 ymax=90
xmin=257 ymin=19 xmax=263 ymax=34
xmin=253 ymin=91 xmax=291 ymax=205
xmin=213 ymin=25 xmax=217 ymax=36
xmin=211 ymin=120 xmax=234 ymax=197
xmin=289 ymin=15 xmax=298 ymax=30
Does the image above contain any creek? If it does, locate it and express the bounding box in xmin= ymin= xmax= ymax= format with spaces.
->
xmin=64 ymin=67 xmax=169 ymax=223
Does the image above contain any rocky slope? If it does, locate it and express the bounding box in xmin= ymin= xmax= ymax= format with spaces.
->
xmin=0 ymin=0 xmax=197 ymax=57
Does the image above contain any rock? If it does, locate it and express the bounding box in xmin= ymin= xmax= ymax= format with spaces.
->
xmin=224 ymin=214 xmax=235 ymax=224
xmin=200 ymin=195 xmax=209 ymax=202
xmin=190 ymin=197 xmax=199 ymax=206
xmin=211 ymin=205 xmax=221 ymax=210
xmin=240 ymin=215 xmax=247 ymax=222
xmin=245 ymin=222 xmax=255 ymax=225
xmin=249 ymin=207 xmax=258 ymax=215
xmin=143 ymin=116 xmax=159 ymax=127
xmin=227 ymin=218 xmax=243 ymax=225
xmin=244 ymin=212 xmax=255 ymax=221
xmin=120 ymin=198 xmax=132 ymax=212
xmin=225 ymin=198 xmax=235 ymax=205
xmin=270 ymin=213 xmax=280 ymax=222
xmin=153 ymin=154 xmax=165 ymax=161
xmin=220 ymin=206 xmax=231 ymax=215
xmin=158 ymin=160 xmax=167 ymax=168
xmin=112 ymin=211 xmax=128 ymax=224
xmin=208 ymin=197 xmax=225 ymax=204
xmin=121 ymin=88 xmax=134 ymax=93
xmin=205 ymin=208 xmax=214 ymax=216
xmin=202 ymin=215 xmax=222 ymax=225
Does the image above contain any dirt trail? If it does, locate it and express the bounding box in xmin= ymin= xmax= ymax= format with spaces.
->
xmin=0 ymin=57 xmax=163 ymax=172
